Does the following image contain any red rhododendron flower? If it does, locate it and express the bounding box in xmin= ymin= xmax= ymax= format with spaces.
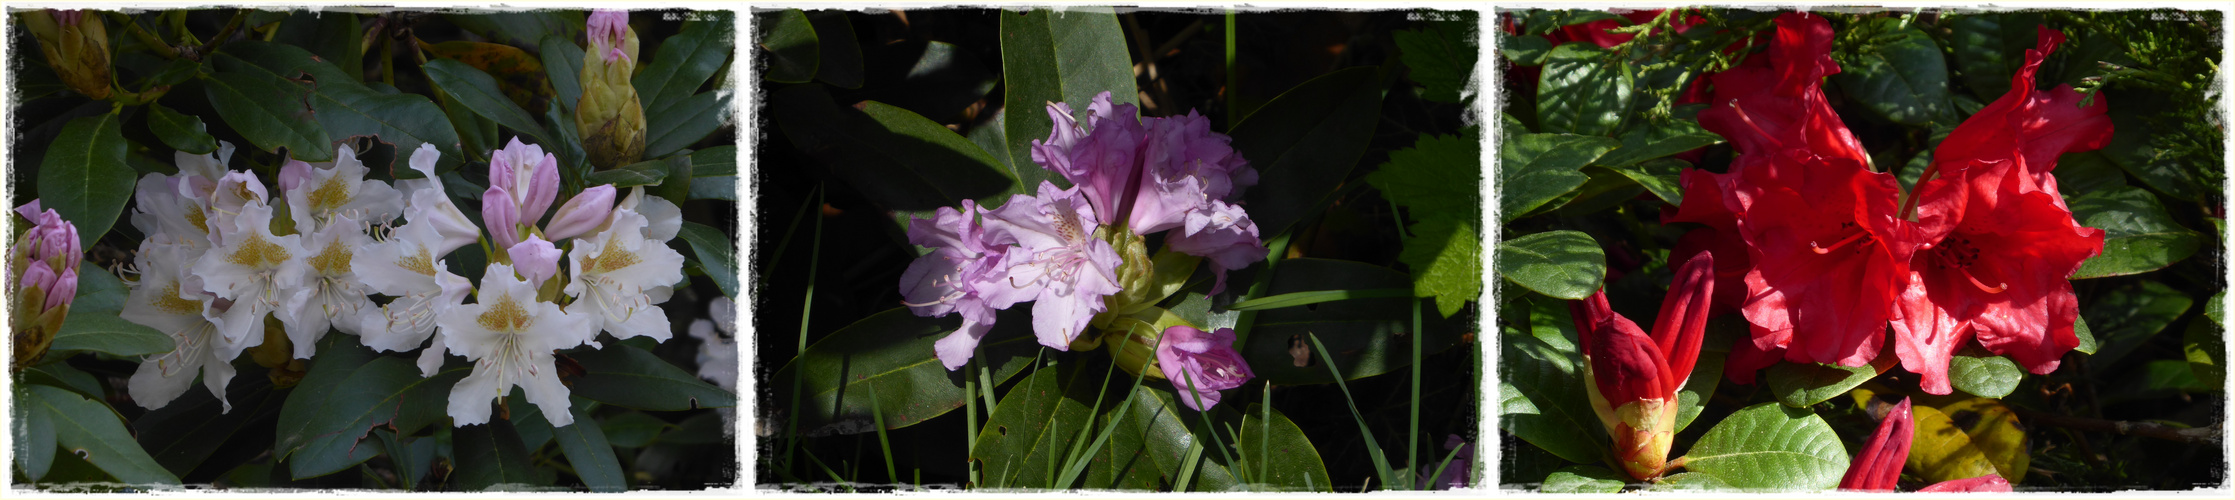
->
xmin=1570 ymin=252 xmax=1714 ymax=480
xmin=1928 ymin=26 xmax=2113 ymax=208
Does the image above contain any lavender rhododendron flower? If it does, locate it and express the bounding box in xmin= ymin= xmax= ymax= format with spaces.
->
xmin=1155 ymin=325 xmax=1253 ymax=411
xmin=981 ymin=182 xmax=1126 ymax=352
xmin=899 ymin=199 xmax=1010 ymax=370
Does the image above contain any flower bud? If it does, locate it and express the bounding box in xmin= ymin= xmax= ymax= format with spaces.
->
xmin=545 ymin=184 xmax=616 ymax=241
xmin=483 ymin=185 xmax=522 ymax=252
xmin=491 ymin=138 xmax=562 ymax=221
xmin=1841 ymin=397 xmax=1913 ymax=491
xmin=577 ymin=10 xmax=646 ymax=169
xmin=508 ymin=235 xmax=561 ymax=286
xmin=278 ymin=159 xmax=313 ymax=193
xmin=12 ymin=200 xmax=84 ymax=371
xmin=19 ymin=10 xmax=112 ymax=100
xmin=1156 ymin=325 xmax=1254 ymax=411
xmin=1571 ymin=251 xmax=1714 ymax=481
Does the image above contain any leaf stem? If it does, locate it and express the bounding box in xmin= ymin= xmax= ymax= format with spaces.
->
xmin=194 ymin=9 xmax=247 ymax=60
xmin=119 ymin=14 xmax=180 ymax=59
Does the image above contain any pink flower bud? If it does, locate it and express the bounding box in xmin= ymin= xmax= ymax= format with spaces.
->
xmin=588 ymin=10 xmax=631 ymax=63
xmin=1916 ymin=475 xmax=2013 ymax=492
xmin=544 ymin=185 xmax=616 ymax=241
xmin=1154 ymin=326 xmax=1254 ymax=411
xmin=15 ymin=200 xmax=41 ymax=220
xmin=53 ymin=9 xmax=83 ymax=26
xmin=483 ymin=185 xmax=521 ymax=251
xmin=23 ymin=263 xmax=59 ymax=300
xmin=48 ymin=267 xmax=78 ymax=311
xmin=489 ymin=137 xmax=561 ymax=221
xmin=1841 ymin=397 xmax=1914 ymax=491
xmin=278 ymin=159 xmax=313 ymax=192
xmin=524 ymin=153 xmax=560 ymax=222
xmin=508 ymin=235 xmax=561 ymax=286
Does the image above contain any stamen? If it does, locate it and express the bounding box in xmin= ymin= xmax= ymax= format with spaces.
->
xmin=1810 ymin=230 xmax=1871 ymax=254
xmin=1961 ymin=269 xmax=2007 ymax=294
xmin=1726 ymin=100 xmax=1787 ymax=150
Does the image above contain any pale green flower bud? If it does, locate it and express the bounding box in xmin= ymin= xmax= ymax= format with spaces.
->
xmin=19 ymin=10 xmax=112 ymax=100
xmin=577 ymin=10 xmax=646 ymax=169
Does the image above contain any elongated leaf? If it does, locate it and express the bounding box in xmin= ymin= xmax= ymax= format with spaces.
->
xmin=216 ymin=41 xmax=466 ymax=172
xmin=807 ymin=11 xmax=864 ymax=88
xmin=758 ymin=9 xmax=818 ymax=83
xmin=676 ymin=221 xmax=739 ymax=299
xmin=584 ymin=158 xmax=670 ymax=187
xmin=1226 ymin=288 xmax=1413 ymax=311
xmin=275 ymin=335 xmax=464 ymax=479
xmin=2067 ymin=185 xmax=2201 ymax=279
xmin=427 ymin=40 xmax=557 ymax=114
xmin=645 ymin=90 xmax=730 ymax=158
xmin=768 ymin=85 xmax=1014 ymax=211
xmin=971 ymin=364 xmax=1094 ymax=489
xmin=2083 ymin=280 xmax=2193 ymax=368
xmin=1500 ymin=133 xmax=1620 ymax=222
xmin=1831 ymin=18 xmax=1957 ymax=127
xmin=1605 ymin=158 xmax=1688 ymax=206
xmin=46 ymin=312 xmax=175 ymax=358
xmin=1593 ymin=118 xmax=1721 ymax=169
xmin=1767 ymin=356 xmax=1893 ymax=408
xmin=13 ymin=382 xmax=57 ymax=481
xmin=1679 ymin=402 xmax=1847 ymax=491
xmin=1675 ymin=351 xmax=1726 ymax=432
xmin=772 ymin=307 xmax=1038 ymax=436
xmin=71 ymin=262 xmax=128 ymax=313
xmin=1937 ymin=398 xmax=2029 ymax=481
xmin=133 ymin=372 xmax=280 ymax=478
xmin=568 ymin=343 xmax=735 ymax=411
xmin=1495 ymin=230 xmax=1607 ymax=300
xmin=691 ymin=145 xmax=737 ymax=177
xmin=453 ymin=419 xmax=542 ymax=490
xmin=30 ymin=385 xmax=182 ymax=485
xmin=24 ymin=362 xmax=104 ymax=403
xmin=446 ymin=11 xmax=583 ymax=54
xmin=1239 ymin=404 xmax=1332 ymax=491
xmin=638 ymin=12 xmax=734 ymax=120
xmin=1241 ymin=259 xmax=1467 ymax=385
xmin=600 ymin=411 xmax=669 ymax=448
xmin=1538 ymin=42 xmax=1632 ymax=136
xmin=147 ymin=103 xmax=218 ymax=154
xmin=1500 ymin=335 xmax=1605 ymax=464
xmin=201 ymin=69 xmax=337 ymax=162
xmin=540 ymin=34 xmax=586 ymax=111
xmin=1541 ymin=465 xmax=1626 ymax=493
xmin=1232 ymin=66 xmax=1385 ymax=239
xmin=424 ymin=58 xmax=554 ymax=149
xmin=1101 ymin=384 xmax=1240 ymax=491
xmin=999 ymin=7 xmax=1138 ymax=172
xmin=37 ymin=112 xmax=135 ymax=248
xmin=551 ymin=400 xmax=625 ymax=492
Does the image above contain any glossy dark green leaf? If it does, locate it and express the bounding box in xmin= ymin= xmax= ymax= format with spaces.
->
xmin=539 ymin=34 xmax=586 ymax=112
xmin=133 ymin=371 xmax=279 ymax=478
xmin=1238 ymin=404 xmax=1333 ymax=491
xmin=2066 ymin=185 xmax=2201 ymax=278
xmin=37 ymin=112 xmax=135 ymax=248
xmin=691 ymin=145 xmax=738 ymax=177
xmin=637 ymin=12 xmax=734 ymax=121
xmin=584 ymin=158 xmax=669 ymax=187
xmin=599 ymin=411 xmax=669 ymax=448
xmin=1541 ymin=465 xmax=1627 ymax=493
xmin=424 ymin=58 xmax=554 ymax=149
xmin=29 ymin=384 xmax=182 ymax=485
xmin=1831 ymin=18 xmax=1957 ymax=127
xmin=46 ymin=313 xmax=175 ymax=357
xmin=147 ymin=103 xmax=218 ymax=154
xmin=1499 ymin=336 xmax=1604 ymax=464
xmin=1593 ymin=118 xmax=1721 ymax=169
xmin=676 ymin=221 xmax=739 ymax=299
xmin=2051 ymin=150 xmax=2129 ymax=196
xmin=2083 ymin=280 xmax=2193 ymax=368
xmin=772 ymin=307 xmax=1038 ymax=436
xmin=2099 ymin=89 xmax=2203 ymax=201
xmin=1495 ymin=230 xmax=1607 ymax=301
xmin=1538 ymin=42 xmax=1632 ymax=136
xmin=1232 ymin=66 xmax=1385 ymax=239
xmin=971 ymin=365 xmax=1093 ymax=489
xmin=568 ymin=343 xmax=735 ymax=411
xmin=1947 ymin=13 xmax=2042 ymax=103
xmin=551 ymin=400 xmax=625 ymax=492
xmin=1241 ymin=259 xmax=1467 ymax=385
xmin=13 ymin=383 xmax=56 ymax=480
xmin=1501 ymin=32 xmax=1555 ymax=66
xmin=445 ymin=11 xmax=583 ymax=54
xmin=1675 ymin=350 xmax=1726 ymax=432
xmin=1393 ymin=19 xmax=1477 ymax=103
xmin=807 ymin=11 xmax=864 ymax=88
xmin=2187 ymin=294 xmax=2226 ymax=389
xmin=504 ymin=392 xmax=554 ymax=455
xmin=452 ymin=419 xmax=543 ymax=490
xmin=544 ymin=101 xmax=590 ymax=182
xmin=644 ymin=90 xmax=729 ymax=158
xmin=756 ymin=9 xmax=818 ymax=83
xmin=1948 ymin=349 xmax=2024 ymax=399
xmin=1499 ymin=133 xmax=1620 ymax=222
xmin=200 ymin=69 xmax=334 ymax=162
xmin=275 ymin=335 xmax=464 ymax=479
xmin=1607 ymin=158 xmax=1688 ymax=207
xmin=1679 ymin=402 xmax=1846 ymax=491
xmin=216 ymin=40 xmax=466 ymax=172
xmin=687 ymin=175 xmax=737 ymax=201
xmin=768 ymin=85 xmax=1014 ymax=211
xmin=1767 ymin=360 xmax=1884 ymax=408
xmin=25 ymin=362 xmax=105 ymax=401
xmin=999 ymin=7 xmax=1138 ymax=173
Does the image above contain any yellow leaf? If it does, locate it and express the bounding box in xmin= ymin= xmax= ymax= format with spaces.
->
xmin=1938 ymin=398 xmax=2028 ymax=481
xmin=1906 ymin=405 xmax=2000 ymax=484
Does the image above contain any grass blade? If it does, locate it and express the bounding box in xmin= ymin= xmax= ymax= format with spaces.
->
xmin=1307 ymin=332 xmax=1400 ymax=490
xmin=1408 ymin=297 xmax=1423 ymax=487
xmin=1225 ymin=288 xmax=1413 ymax=311
xmin=871 ymin=391 xmax=897 ymax=484
xmin=782 ymin=183 xmax=827 ymax=477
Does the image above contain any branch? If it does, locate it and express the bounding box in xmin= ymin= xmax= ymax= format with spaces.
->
xmin=191 ymin=9 xmax=247 ymax=60
xmin=2015 ymin=409 xmax=2223 ymax=443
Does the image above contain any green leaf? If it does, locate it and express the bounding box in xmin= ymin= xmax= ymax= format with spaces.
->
xmin=452 ymin=419 xmax=543 ymax=490
xmin=1947 ymin=13 xmax=2042 ymax=102
xmin=1494 ymin=230 xmax=1607 ymax=300
xmin=1935 ymin=398 xmax=2031 ymax=481
xmin=1393 ymin=18 xmax=1477 ymax=103
xmin=423 ymin=58 xmax=554 ymax=149
xmin=1766 ymin=359 xmax=1886 ymax=408
xmin=29 ymin=384 xmax=182 ymax=484
xmin=644 ymin=90 xmax=730 ymax=159
xmin=2066 ymin=185 xmax=2201 ymax=278
xmin=424 ymin=40 xmax=559 ymax=115
xmin=568 ymin=343 xmax=735 ymax=411
xmin=1831 ymin=18 xmax=1958 ymax=127
xmin=1499 ymin=133 xmax=1620 ymax=222
xmin=769 ymin=85 xmax=1015 ymax=211
xmin=2185 ymin=306 xmax=2226 ymax=389
xmin=1238 ymin=403 xmax=1332 ymax=490
xmin=46 ymin=313 xmax=175 ymax=357
xmin=133 ymin=372 xmax=280 ymax=479
xmin=691 ymin=145 xmax=737 ymax=176
xmin=1232 ymin=66 xmax=1386 ymax=239
xmin=274 ymin=335 xmax=464 ymax=479
xmin=13 ymin=382 xmax=56 ymax=481
xmin=1541 ymin=465 xmax=1627 ymax=493
xmin=1368 ymin=130 xmax=1482 ymax=218
xmin=584 ymin=158 xmax=670 ymax=187
xmin=2051 ymin=150 xmax=2129 ymax=196
xmin=2100 ymin=89 xmax=2204 ymax=201
xmin=550 ymin=400 xmax=626 ymax=492
xmin=1604 ymin=158 xmax=1688 ymax=207
xmin=1225 ymin=288 xmax=1413 ymax=311
xmin=445 ymin=11 xmax=583 ymax=54
xmin=1499 ymin=351 xmax=1604 ymax=463
xmin=687 ymin=175 xmax=738 ymax=201
xmin=636 ymin=12 xmax=734 ymax=126
xmin=1675 ymin=350 xmax=1726 ymax=432
xmin=37 ymin=112 xmax=135 ymax=249
xmin=146 ymin=103 xmax=218 ymax=154
xmin=756 ymin=9 xmax=819 ymax=83
xmin=807 ymin=11 xmax=865 ymax=89
xmin=2074 ymin=313 xmax=2098 ymax=354
xmin=1679 ymin=402 xmax=1847 ymax=491
xmin=25 ymin=362 xmax=105 ymax=401
xmin=1593 ymin=118 xmax=1722 ymax=168
xmin=1240 ymin=259 xmax=1469 ymax=385
xmin=676 ymin=221 xmax=740 ymax=299
xmin=2083 ymin=280 xmax=2193 ymax=368
xmin=971 ymin=364 xmax=1096 ymax=489
xmin=1400 ymin=217 xmax=1482 ymax=318
xmin=598 ymin=411 xmax=669 ymax=448
xmin=539 ymin=34 xmax=585 ymax=112
xmin=773 ymin=307 xmax=1038 ymax=436
xmin=1501 ymin=31 xmax=1555 ymax=66
xmin=200 ymin=68 xmax=334 ymax=162
xmin=1537 ymin=42 xmax=1633 ymax=136
xmin=199 ymin=41 xmax=472 ymax=173
xmin=998 ymin=7 xmax=1139 ymax=173
xmin=1650 ymin=472 xmax=1733 ymax=491
xmin=1948 ymin=349 xmax=2024 ymax=399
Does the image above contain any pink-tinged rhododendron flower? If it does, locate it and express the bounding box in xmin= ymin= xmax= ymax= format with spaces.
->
xmin=510 ymin=235 xmax=563 ymax=287
xmin=281 ymin=144 xmax=404 ymax=232
xmin=395 ymin=144 xmax=484 ymax=256
xmin=564 ymin=208 xmax=687 ymax=342
xmin=900 ymin=200 xmax=1011 ymax=370
xmin=124 ymin=242 xmax=239 ymax=412
xmin=980 ymin=182 xmax=1126 ymax=351
xmin=1571 ymin=252 xmax=1714 ymax=481
xmin=491 ymin=138 xmax=563 ymax=222
xmin=545 ymin=184 xmax=618 ymax=241
xmin=1155 ymin=325 xmax=1253 ymax=411
xmin=1163 ymin=199 xmax=1265 ymax=295
xmin=1840 ymin=397 xmax=2013 ymax=492
xmin=192 ymin=199 xmax=308 ymax=358
xmin=131 ymin=143 xmax=235 ymax=250
xmin=441 ymin=263 xmax=600 ymax=428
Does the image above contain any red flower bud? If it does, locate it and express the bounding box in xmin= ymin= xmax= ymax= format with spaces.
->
xmin=1841 ymin=397 xmax=1914 ymax=491
xmin=1570 ymin=251 xmax=1714 ymax=480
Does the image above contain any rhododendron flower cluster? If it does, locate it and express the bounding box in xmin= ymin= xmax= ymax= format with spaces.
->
xmin=119 ymin=138 xmax=688 ymax=428
xmin=11 ymin=200 xmax=83 ymax=370
xmin=1663 ymin=13 xmax=2108 ymax=394
xmin=899 ymin=91 xmax=1263 ymax=410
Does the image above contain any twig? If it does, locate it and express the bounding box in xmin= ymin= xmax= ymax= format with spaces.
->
xmin=120 ymin=15 xmax=180 ymax=59
xmin=2016 ymin=409 xmax=2224 ymax=443
xmin=1152 ymin=19 xmax=1209 ymax=61
xmin=193 ymin=9 xmax=247 ymax=60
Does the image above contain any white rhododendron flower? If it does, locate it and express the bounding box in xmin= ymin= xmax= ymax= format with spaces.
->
xmin=282 ymin=144 xmax=405 ymax=232
xmin=280 ymin=214 xmax=376 ymax=358
xmin=124 ymin=242 xmax=239 ymax=412
xmin=441 ymin=263 xmax=599 ymax=428
xmin=395 ymin=144 xmax=482 ymax=256
xmin=130 ymin=142 xmax=234 ymax=249
xmin=354 ymin=219 xmax=473 ymax=376
xmin=192 ymin=198 xmax=308 ymax=357
xmin=688 ymin=296 xmax=737 ymax=392
xmin=566 ymin=208 xmax=686 ymax=341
